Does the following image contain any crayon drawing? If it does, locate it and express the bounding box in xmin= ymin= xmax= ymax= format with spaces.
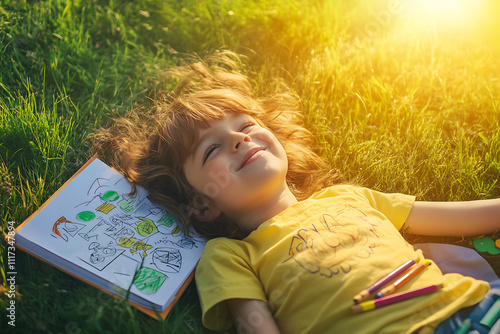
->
xmin=78 ymin=219 xmax=106 ymax=241
xmin=87 ymin=177 xmax=110 ymax=196
xmin=76 ymin=211 xmax=96 ymax=222
xmin=15 ymin=158 xmax=206 ymax=311
xmin=52 ymin=216 xmax=86 ymax=242
xmin=285 ymin=204 xmax=378 ymax=278
xmin=96 ymin=203 xmax=116 ymax=214
xmin=151 ymin=248 xmax=182 ymax=273
xmin=133 ymin=267 xmax=168 ymax=294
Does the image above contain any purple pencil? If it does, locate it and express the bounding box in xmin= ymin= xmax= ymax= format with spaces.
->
xmin=351 ymin=283 xmax=444 ymax=313
xmin=353 ymin=257 xmax=419 ymax=303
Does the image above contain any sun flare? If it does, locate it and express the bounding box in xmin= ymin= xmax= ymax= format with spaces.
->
xmin=399 ymin=0 xmax=483 ymax=27
xmin=421 ymin=0 xmax=465 ymax=14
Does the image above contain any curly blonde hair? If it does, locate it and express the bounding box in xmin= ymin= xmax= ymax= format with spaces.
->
xmin=94 ymin=51 xmax=342 ymax=239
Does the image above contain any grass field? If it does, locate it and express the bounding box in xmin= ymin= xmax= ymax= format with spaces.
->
xmin=1 ymin=0 xmax=500 ymax=332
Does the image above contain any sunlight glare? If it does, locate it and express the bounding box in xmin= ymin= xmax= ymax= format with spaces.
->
xmin=407 ymin=0 xmax=481 ymax=28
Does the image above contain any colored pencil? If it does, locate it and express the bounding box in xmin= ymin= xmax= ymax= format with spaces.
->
xmin=376 ymin=260 xmax=431 ymax=298
xmin=453 ymin=318 xmax=471 ymax=334
xmin=351 ymin=283 xmax=443 ymax=313
xmin=353 ymin=257 xmax=419 ymax=303
xmin=479 ymin=298 xmax=500 ymax=328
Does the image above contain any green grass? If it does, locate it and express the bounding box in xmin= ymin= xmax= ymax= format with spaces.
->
xmin=1 ymin=0 xmax=500 ymax=332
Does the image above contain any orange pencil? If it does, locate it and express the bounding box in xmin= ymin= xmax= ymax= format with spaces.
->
xmin=375 ymin=260 xmax=431 ymax=298
xmin=353 ymin=257 xmax=419 ymax=303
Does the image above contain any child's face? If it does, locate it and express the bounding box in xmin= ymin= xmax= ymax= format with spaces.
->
xmin=183 ymin=113 xmax=288 ymax=220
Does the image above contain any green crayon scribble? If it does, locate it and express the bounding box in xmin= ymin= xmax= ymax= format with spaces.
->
xmin=118 ymin=198 xmax=135 ymax=213
xmin=135 ymin=217 xmax=157 ymax=236
xmin=101 ymin=190 xmax=119 ymax=202
xmin=157 ymin=212 xmax=175 ymax=227
xmin=133 ymin=267 xmax=167 ymax=294
xmin=76 ymin=211 xmax=96 ymax=222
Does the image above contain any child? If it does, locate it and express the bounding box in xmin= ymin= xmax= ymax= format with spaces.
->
xmin=96 ymin=51 xmax=500 ymax=333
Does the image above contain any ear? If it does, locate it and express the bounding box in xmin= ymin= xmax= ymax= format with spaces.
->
xmin=191 ymin=204 xmax=221 ymax=222
xmin=189 ymin=194 xmax=221 ymax=222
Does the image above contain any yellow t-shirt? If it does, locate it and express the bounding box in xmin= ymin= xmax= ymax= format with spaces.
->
xmin=195 ymin=185 xmax=489 ymax=333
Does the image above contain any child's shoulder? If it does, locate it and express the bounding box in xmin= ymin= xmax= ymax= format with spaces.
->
xmin=310 ymin=184 xmax=415 ymax=206
xmin=309 ymin=184 xmax=367 ymax=200
xmin=202 ymin=236 xmax=242 ymax=257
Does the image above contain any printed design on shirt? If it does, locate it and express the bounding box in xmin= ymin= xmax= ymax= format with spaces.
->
xmin=285 ymin=203 xmax=379 ymax=277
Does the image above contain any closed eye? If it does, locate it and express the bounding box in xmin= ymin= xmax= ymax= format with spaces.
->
xmin=202 ymin=120 xmax=255 ymax=165
xmin=240 ymin=121 xmax=255 ymax=132
xmin=203 ymin=144 xmax=219 ymax=165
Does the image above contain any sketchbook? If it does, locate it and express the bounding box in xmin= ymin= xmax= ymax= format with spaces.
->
xmin=12 ymin=156 xmax=206 ymax=319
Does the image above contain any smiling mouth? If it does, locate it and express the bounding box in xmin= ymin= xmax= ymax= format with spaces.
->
xmin=238 ymin=147 xmax=266 ymax=171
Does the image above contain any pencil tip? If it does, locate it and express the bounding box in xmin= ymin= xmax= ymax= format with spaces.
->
xmin=353 ymin=290 xmax=369 ymax=303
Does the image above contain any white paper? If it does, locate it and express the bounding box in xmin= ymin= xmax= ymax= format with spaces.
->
xmin=16 ymin=159 xmax=205 ymax=310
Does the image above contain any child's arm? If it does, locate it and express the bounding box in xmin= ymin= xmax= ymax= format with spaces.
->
xmin=226 ymin=298 xmax=280 ymax=334
xmin=403 ymin=198 xmax=500 ymax=237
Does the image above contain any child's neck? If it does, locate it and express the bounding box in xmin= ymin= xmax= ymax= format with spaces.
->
xmin=234 ymin=186 xmax=298 ymax=234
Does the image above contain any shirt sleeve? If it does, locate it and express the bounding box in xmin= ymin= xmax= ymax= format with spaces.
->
xmin=195 ymin=239 xmax=267 ymax=331
xmin=311 ymin=185 xmax=416 ymax=230
xmin=351 ymin=186 xmax=416 ymax=230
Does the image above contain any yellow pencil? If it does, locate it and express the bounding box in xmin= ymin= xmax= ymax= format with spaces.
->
xmin=352 ymin=283 xmax=443 ymax=314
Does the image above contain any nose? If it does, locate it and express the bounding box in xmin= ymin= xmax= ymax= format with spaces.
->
xmin=233 ymin=132 xmax=251 ymax=151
